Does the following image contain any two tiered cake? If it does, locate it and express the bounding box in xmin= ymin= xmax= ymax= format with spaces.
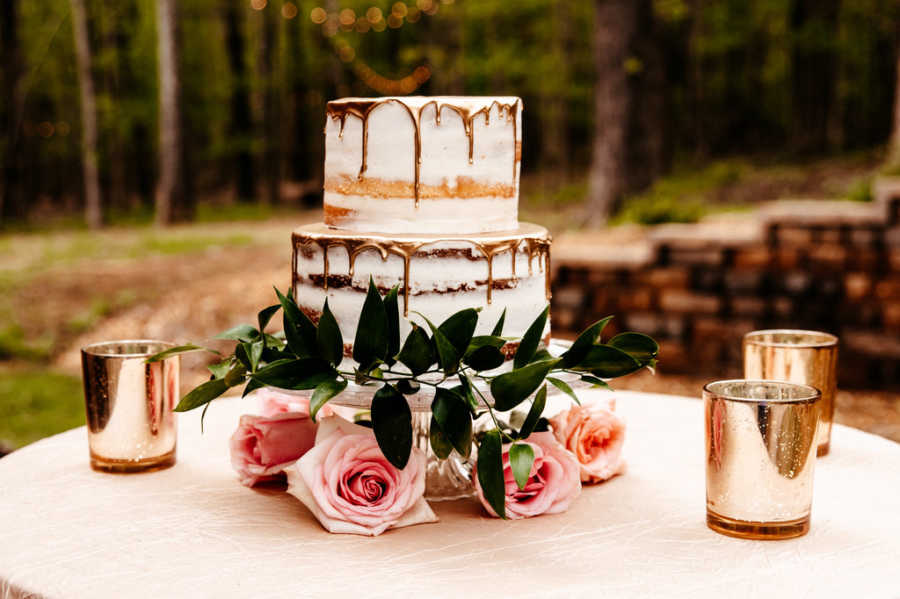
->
xmin=292 ymin=96 xmax=551 ymax=358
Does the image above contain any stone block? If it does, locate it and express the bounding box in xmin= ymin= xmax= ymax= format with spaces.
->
xmin=587 ymin=269 xmax=619 ymax=286
xmin=844 ymin=273 xmax=872 ymax=302
xmin=883 ymin=302 xmax=900 ymax=331
xmin=639 ymin=267 xmax=690 ymax=289
xmin=849 ymin=228 xmax=878 ymax=246
xmin=777 ymin=227 xmax=814 ymax=246
xmin=724 ymin=271 xmax=764 ymax=293
xmin=617 ymin=287 xmax=655 ymax=312
xmin=773 ymin=296 xmax=794 ymax=318
xmin=624 ymin=312 xmax=663 ymax=335
xmin=667 ymin=248 xmax=725 ymax=267
xmin=659 ymin=289 xmax=721 ymax=314
xmin=875 ymin=278 xmax=900 ymax=300
xmin=656 ymin=340 xmax=692 ymax=372
xmin=733 ymin=247 xmax=771 ymax=270
xmin=552 ymin=286 xmax=585 ymax=310
xmin=846 ymin=249 xmax=883 ymax=271
xmin=819 ymin=228 xmax=843 ymax=244
xmin=780 ymin=271 xmax=811 ymax=295
xmin=731 ymin=296 xmax=767 ymax=317
xmin=808 ymin=244 xmax=847 ymax=269
xmin=774 ymin=247 xmax=802 ymax=270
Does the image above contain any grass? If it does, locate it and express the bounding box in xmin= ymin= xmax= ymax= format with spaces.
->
xmin=0 ymin=367 xmax=85 ymax=449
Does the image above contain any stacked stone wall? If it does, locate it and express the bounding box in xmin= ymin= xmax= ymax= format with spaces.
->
xmin=551 ymin=183 xmax=900 ymax=389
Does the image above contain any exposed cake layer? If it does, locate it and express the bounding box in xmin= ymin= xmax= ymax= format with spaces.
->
xmin=292 ymin=223 xmax=551 ymax=356
xmin=324 ymin=96 xmax=522 ymax=234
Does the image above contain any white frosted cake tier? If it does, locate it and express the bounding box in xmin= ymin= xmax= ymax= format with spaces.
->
xmin=323 ymin=96 xmax=522 ymax=234
xmin=291 ymin=222 xmax=550 ymax=357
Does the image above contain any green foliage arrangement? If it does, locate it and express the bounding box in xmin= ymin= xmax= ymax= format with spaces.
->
xmin=149 ymin=279 xmax=658 ymax=518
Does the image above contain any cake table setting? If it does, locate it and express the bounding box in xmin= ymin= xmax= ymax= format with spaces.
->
xmin=2 ymin=96 xmax=899 ymax=598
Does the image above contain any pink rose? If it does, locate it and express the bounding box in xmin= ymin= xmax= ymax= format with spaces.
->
xmin=549 ymin=397 xmax=626 ymax=484
xmin=473 ymin=431 xmax=581 ymax=520
xmin=286 ymin=417 xmax=437 ymax=536
xmin=229 ymin=412 xmax=319 ymax=487
xmin=256 ymin=387 xmax=333 ymax=419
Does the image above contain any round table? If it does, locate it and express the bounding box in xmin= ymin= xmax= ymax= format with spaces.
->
xmin=1 ymin=390 xmax=898 ymax=599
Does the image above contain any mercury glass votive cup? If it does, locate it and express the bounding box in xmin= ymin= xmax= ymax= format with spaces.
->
xmin=81 ymin=340 xmax=179 ymax=473
xmin=743 ymin=329 xmax=838 ymax=457
xmin=704 ymin=380 xmax=821 ymax=540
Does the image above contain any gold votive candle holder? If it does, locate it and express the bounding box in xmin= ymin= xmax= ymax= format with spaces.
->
xmin=704 ymin=379 xmax=821 ymax=540
xmin=743 ymin=329 xmax=838 ymax=457
xmin=81 ymin=340 xmax=179 ymax=473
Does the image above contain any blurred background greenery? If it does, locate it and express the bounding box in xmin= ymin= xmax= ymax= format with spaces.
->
xmin=2 ymin=0 xmax=900 ymax=449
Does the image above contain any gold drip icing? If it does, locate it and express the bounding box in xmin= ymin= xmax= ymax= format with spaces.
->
xmin=326 ymin=97 xmax=520 ymax=211
xmin=292 ymin=223 xmax=550 ymax=315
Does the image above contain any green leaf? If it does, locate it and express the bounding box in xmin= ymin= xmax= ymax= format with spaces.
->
xmin=546 ymin=377 xmax=579 ymax=404
xmin=353 ymin=278 xmax=388 ymax=368
xmin=310 ymin=378 xmax=347 ymax=422
xmin=215 ymin=324 xmax=260 ymax=342
xmin=529 ymin=348 xmax=554 ymax=363
xmin=371 ymin=384 xmax=413 ymax=469
xmin=575 ymin=345 xmax=642 ymax=378
xmin=429 ymin=415 xmax=454 ymax=459
xmin=438 ymin=308 xmax=480 ymax=356
xmin=316 ymin=299 xmax=344 ymax=366
xmin=509 ymin=443 xmax=535 ymax=491
xmin=490 ymin=358 xmax=560 ymax=411
xmin=275 ymin=287 xmax=317 ymax=358
xmin=224 ymin=362 xmax=247 ymax=387
xmin=477 ymin=430 xmax=506 ymax=519
xmin=580 ymin=375 xmax=612 ymax=390
xmin=396 ymin=379 xmax=420 ymax=395
xmin=383 ymin=286 xmax=400 ymax=367
xmin=431 ymin=388 xmax=473 ymax=458
xmin=561 ymin=316 xmax=613 ymax=368
xmin=250 ymin=341 xmax=264 ymax=371
xmin=257 ymin=304 xmax=281 ymax=332
xmin=206 ymin=358 xmax=233 ymax=379
xmin=396 ymin=324 xmax=434 ymax=375
xmin=431 ymin=327 xmax=460 ymax=374
xmin=465 ymin=335 xmax=507 ymax=356
xmin=491 ymin=308 xmax=507 ymax=336
xmin=463 ymin=345 xmax=506 ymax=371
xmin=608 ymin=332 xmax=660 ymax=362
xmin=413 ymin=312 xmax=460 ymax=373
xmin=514 ymin=305 xmax=549 ymax=368
xmin=251 ymin=358 xmax=337 ymax=390
xmin=145 ymin=344 xmax=220 ymax=363
xmin=175 ymin=378 xmax=229 ymax=412
xmin=241 ymin=377 xmax=264 ymax=397
xmin=519 ymin=384 xmax=547 ymax=438
xmin=456 ymin=374 xmax=479 ymax=411
xmin=234 ymin=343 xmax=252 ymax=370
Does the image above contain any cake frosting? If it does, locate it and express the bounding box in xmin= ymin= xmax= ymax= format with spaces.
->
xmin=293 ymin=95 xmax=549 ymax=362
xmin=324 ymin=96 xmax=521 ymax=234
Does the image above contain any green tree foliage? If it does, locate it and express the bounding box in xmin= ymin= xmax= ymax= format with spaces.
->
xmin=3 ymin=0 xmax=899 ymax=225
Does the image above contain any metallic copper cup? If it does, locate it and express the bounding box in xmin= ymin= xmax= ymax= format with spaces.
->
xmin=81 ymin=340 xmax=179 ymax=473
xmin=743 ymin=330 xmax=838 ymax=457
xmin=704 ymin=380 xmax=821 ymax=540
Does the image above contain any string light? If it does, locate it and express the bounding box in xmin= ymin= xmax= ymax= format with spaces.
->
xmin=310 ymin=7 xmax=327 ymax=23
xmin=339 ymin=8 xmax=356 ymax=25
xmin=366 ymin=7 xmax=383 ymax=23
xmin=281 ymin=2 xmax=298 ymax=19
xmin=391 ymin=2 xmax=408 ymax=17
xmin=250 ymin=0 xmax=267 ymax=10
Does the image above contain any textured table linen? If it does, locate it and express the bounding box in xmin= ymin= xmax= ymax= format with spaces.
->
xmin=1 ymin=390 xmax=898 ymax=599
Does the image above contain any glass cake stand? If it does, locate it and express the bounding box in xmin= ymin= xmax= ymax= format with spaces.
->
xmin=276 ymin=339 xmax=585 ymax=501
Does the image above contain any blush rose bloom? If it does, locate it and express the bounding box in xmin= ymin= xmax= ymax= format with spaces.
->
xmin=473 ymin=431 xmax=581 ymax=520
xmin=549 ymin=397 xmax=626 ymax=484
xmin=256 ymin=387 xmax=333 ymax=419
xmin=230 ymin=389 xmax=327 ymax=487
xmin=286 ymin=417 xmax=437 ymax=536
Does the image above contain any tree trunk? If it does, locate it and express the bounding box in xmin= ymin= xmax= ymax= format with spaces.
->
xmin=70 ymin=0 xmax=103 ymax=229
xmin=0 ymin=0 xmax=26 ymax=223
xmin=259 ymin=3 xmax=280 ymax=206
xmin=790 ymin=0 xmax=840 ymax=154
xmin=154 ymin=0 xmax=190 ymax=224
xmin=224 ymin=0 xmax=256 ymax=202
xmin=587 ymin=0 xmax=641 ymax=225
xmin=539 ymin=0 xmax=570 ymax=180
xmin=888 ymin=42 xmax=900 ymax=169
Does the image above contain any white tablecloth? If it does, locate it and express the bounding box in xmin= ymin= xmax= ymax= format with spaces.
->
xmin=1 ymin=390 xmax=898 ymax=599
